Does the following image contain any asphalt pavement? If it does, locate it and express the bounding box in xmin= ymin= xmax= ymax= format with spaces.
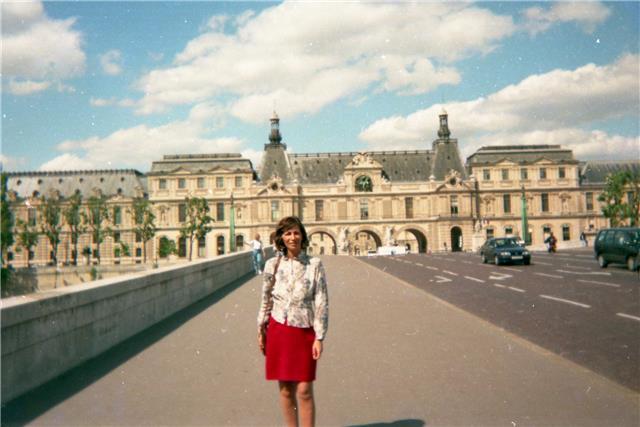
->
xmin=2 ymin=254 xmax=638 ymax=426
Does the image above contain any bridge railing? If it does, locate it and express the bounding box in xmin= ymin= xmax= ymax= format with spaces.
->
xmin=1 ymin=248 xmax=271 ymax=404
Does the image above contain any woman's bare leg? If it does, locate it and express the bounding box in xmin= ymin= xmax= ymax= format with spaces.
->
xmin=278 ymin=381 xmax=298 ymax=427
xmin=296 ymin=382 xmax=315 ymax=427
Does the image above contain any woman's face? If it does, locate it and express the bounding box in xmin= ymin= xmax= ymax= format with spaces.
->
xmin=283 ymin=226 xmax=302 ymax=255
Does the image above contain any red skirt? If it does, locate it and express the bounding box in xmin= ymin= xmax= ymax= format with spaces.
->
xmin=265 ymin=316 xmax=317 ymax=382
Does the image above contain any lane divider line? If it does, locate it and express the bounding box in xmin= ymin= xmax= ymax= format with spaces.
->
xmin=502 ymin=267 xmax=522 ymax=272
xmin=534 ymin=261 xmax=552 ymax=265
xmin=493 ymin=283 xmax=506 ymax=288
xmin=465 ymin=276 xmax=485 ymax=283
xmin=539 ymin=294 xmax=591 ymax=308
xmin=426 ymin=266 xmax=438 ymax=271
xmin=534 ymin=272 xmax=564 ymax=279
xmin=577 ymin=279 xmax=620 ymax=288
xmin=443 ymin=270 xmax=458 ymax=276
xmin=508 ymin=286 xmax=526 ymax=293
xmin=616 ymin=313 xmax=640 ymax=322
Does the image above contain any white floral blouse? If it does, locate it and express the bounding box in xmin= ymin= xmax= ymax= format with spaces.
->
xmin=257 ymin=253 xmax=329 ymax=341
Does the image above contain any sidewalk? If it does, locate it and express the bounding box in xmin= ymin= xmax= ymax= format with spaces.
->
xmin=3 ymin=256 xmax=638 ymax=426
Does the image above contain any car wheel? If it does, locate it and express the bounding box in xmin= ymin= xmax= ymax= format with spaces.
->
xmin=627 ymin=256 xmax=638 ymax=271
xmin=482 ymin=253 xmax=488 ymax=263
xmin=597 ymin=255 xmax=608 ymax=268
xmin=494 ymin=255 xmax=500 ymax=265
xmin=523 ymin=259 xmax=530 ymax=265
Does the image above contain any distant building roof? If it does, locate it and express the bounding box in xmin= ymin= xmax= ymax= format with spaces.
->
xmin=149 ymin=153 xmax=255 ymax=176
xmin=580 ymin=160 xmax=640 ymax=185
xmin=6 ymin=169 xmax=147 ymax=199
xmin=466 ymin=145 xmax=577 ymax=166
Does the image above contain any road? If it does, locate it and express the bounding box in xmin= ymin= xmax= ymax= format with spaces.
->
xmin=361 ymin=248 xmax=640 ymax=392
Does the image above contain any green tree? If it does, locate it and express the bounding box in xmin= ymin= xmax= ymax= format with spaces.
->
xmin=129 ymin=197 xmax=157 ymax=263
xmin=83 ymin=194 xmax=111 ymax=264
xmin=16 ymin=219 xmax=39 ymax=268
xmin=39 ymin=194 xmax=63 ymax=266
xmin=1 ymin=173 xmax=14 ymax=266
xmin=179 ymin=197 xmax=213 ymax=261
xmin=158 ymin=236 xmax=177 ymax=258
xmin=63 ymin=192 xmax=84 ymax=265
xmin=599 ymin=170 xmax=640 ymax=227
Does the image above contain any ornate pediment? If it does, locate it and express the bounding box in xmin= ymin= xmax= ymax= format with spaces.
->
xmin=345 ymin=152 xmax=382 ymax=170
xmin=257 ymin=175 xmax=291 ymax=195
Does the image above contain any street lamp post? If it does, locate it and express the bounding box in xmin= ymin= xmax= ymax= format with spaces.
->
xmin=521 ymin=185 xmax=530 ymax=245
xmin=229 ymin=193 xmax=236 ymax=253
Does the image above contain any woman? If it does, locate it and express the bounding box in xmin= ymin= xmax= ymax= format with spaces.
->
xmin=257 ymin=216 xmax=329 ymax=427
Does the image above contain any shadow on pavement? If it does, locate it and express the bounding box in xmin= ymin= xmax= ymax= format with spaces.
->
xmin=1 ymin=273 xmax=254 ymax=427
xmin=347 ymin=419 xmax=426 ymax=427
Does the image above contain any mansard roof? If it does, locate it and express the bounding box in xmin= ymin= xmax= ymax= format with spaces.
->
xmin=580 ymin=160 xmax=640 ymax=185
xmin=149 ymin=154 xmax=255 ymax=176
xmin=466 ymin=145 xmax=577 ymax=166
xmin=6 ymin=169 xmax=147 ymax=199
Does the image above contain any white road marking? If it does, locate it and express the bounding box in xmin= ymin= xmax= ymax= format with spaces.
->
xmin=559 ymin=265 xmax=591 ymax=270
xmin=489 ymin=272 xmax=513 ymax=281
xmin=556 ymin=269 xmax=611 ymax=276
xmin=443 ymin=270 xmax=458 ymax=276
xmin=508 ymin=286 xmax=526 ymax=293
xmin=493 ymin=283 xmax=506 ymax=288
xmin=534 ymin=272 xmax=564 ymax=279
xmin=577 ymin=279 xmax=620 ymax=288
xmin=502 ymin=267 xmax=521 ymax=272
xmin=616 ymin=313 xmax=640 ymax=322
xmin=534 ymin=261 xmax=552 ymax=265
xmin=426 ymin=266 xmax=438 ymax=271
xmin=465 ymin=276 xmax=485 ymax=283
xmin=415 ymin=263 xmax=424 ymax=267
xmin=539 ymin=294 xmax=591 ymax=309
xmin=434 ymin=275 xmax=452 ymax=283
xmin=462 ymin=261 xmax=473 ymax=264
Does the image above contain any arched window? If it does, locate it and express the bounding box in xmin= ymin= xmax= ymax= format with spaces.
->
xmin=562 ymin=224 xmax=570 ymax=241
xmin=355 ymin=175 xmax=373 ymax=192
xmin=217 ymin=235 xmax=225 ymax=255
xmin=236 ymin=235 xmax=244 ymax=251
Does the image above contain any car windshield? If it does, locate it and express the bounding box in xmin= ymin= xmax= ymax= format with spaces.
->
xmin=495 ymin=238 xmax=518 ymax=247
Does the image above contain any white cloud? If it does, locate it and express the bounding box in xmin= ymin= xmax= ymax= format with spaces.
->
xmin=523 ymin=1 xmax=611 ymax=35
xmin=7 ymin=79 xmax=51 ymax=95
xmin=359 ymin=54 xmax=640 ymax=161
xmin=41 ymin=103 xmax=245 ymax=171
xmin=0 ymin=154 xmax=28 ymax=171
xmin=1 ymin=1 xmax=85 ymax=89
xmin=136 ymin=2 xmax=515 ymax=119
xmin=100 ymin=49 xmax=123 ymax=75
xmin=90 ymin=97 xmax=136 ymax=108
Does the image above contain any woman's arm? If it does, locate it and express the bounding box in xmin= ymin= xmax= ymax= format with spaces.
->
xmin=312 ymin=261 xmax=329 ymax=342
xmin=256 ymin=259 xmax=276 ymax=329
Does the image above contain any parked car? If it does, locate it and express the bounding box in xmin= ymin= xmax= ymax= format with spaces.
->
xmin=480 ymin=237 xmax=531 ymax=265
xmin=594 ymin=227 xmax=640 ymax=271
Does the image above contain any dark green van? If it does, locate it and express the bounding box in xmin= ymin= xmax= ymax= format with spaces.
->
xmin=594 ymin=228 xmax=640 ymax=271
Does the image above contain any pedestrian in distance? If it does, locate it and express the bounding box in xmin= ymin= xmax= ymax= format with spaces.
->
xmin=580 ymin=231 xmax=588 ymax=247
xmin=545 ymin=232 xmax=557 ymax=253
xmin=246 ymin=233 xmax=264 ymax=274
xmin=257 ymin=216 xmax=329 ymax=427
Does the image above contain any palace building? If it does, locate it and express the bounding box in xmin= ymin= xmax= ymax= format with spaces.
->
xmin=4 ymin=112 xmax=638 ymax=267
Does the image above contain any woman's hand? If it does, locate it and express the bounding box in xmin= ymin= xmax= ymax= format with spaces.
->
xmin=258 ymin=329 xmax=266 ymax=356
xmin=312 ymin=340 xmax=323 ymax=360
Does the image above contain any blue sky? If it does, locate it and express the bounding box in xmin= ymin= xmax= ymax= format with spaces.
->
xmin=2 ymin=1 xmax=638 ymax=173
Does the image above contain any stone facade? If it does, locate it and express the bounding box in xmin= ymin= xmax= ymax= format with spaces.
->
xmin=4 ymin=112 xmax=638 ymax=267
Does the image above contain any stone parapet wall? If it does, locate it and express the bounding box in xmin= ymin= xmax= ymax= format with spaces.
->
xmin=1 ymin=248 xmax=271 ymax=404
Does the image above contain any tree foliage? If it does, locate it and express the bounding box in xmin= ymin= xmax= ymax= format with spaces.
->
xmin=179 ymin=197 xmax=213 ymax=261
xmin=63 ymin=192 xmax=84 ymax=265
xmin=598 ymin=169 xmax=640 ymax=227
xmin=158 ymin=236 xmax=177 ymax=258
xmin=1 ymin=173 xmax=14 ymax=266
xmin=15 ymin=219 xmax=39 ymax=268
xmin=39 ymin=194 xmax=63 ymax=265
xmin=130 ymin=197 xmax=157 ymax=263
xmin=83 ymin=194 xmax=111 ymax=264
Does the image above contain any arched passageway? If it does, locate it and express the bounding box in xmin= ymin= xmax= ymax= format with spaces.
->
xmin=351 ymin=230 xmax=382 ymax=256
xmin=396 ymin=229 xmax=428 ymax=253
xmin=450 ymin=227 xmax=463 ymax=252
xmin=308 ymin=232 xmax=337 ymax=255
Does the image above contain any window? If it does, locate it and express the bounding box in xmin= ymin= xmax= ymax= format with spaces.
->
xmin=558 ymin=167 xmax=566 ymax=179
xmin=543 ymin=226 xmax=551 ymax=235
xmin=271 ymin=201 xmax=280 ymax=222
xmin=520 ymin=168 xmax=528 ymax=180
xmin=113 ymin=231 xmax=121 ymax=243
xmin=505 ymin=226 xmax=513 ymax=235
xmin=585 ymin=192 xmax=594 ymax=211
xmin=113 ymin=206 xmax=122 ymax=225
xmin=178 ymin=178 xmax=186 ymax=189
xmin=235 ymin=176 xmax=243 ymax=188
xmin=217 ymin=202 xmax=225 ymax=221
xmin=486 ymin=228 xmax=494 ymax=239
xmin=450 ymin=195 xmax=458 ymax=215
xmin=197 ymin=177 xmax=206 ymax=189
xmin=198 ymin=237 xmax=206 ymax=257
xmin=159 ymin=179 xmax=167 ymax=190
xmin=178 ymin=204 xmax=187 ymax=223
xmin=235 ymin=235 xmax=244 ymax=251
xmin=503 ymin=194 xmax=511 ymax=214
xmin=501 ymin=169 xmax=509 ymax=180
xmin=360 ymin=199 xmax=369 ymax=220
xmin=482 ymin=169 xmax=491 ymax=180
xmin=216 ymin=176 xmax=224 ymax=189
xmin=216 ymin=236 xmax=225 ymax=255
xmin=539 ymin=168 xmax=547 ymax=179
xmin=178 ymin=237 xmax=187 ymax=257
xmin=405 ymin=197 xmax=414 ymax=219
xmin=627 ymin=191 xmax=635 ymax=204
xmin=135 ymin=248 xmax=142 ymax=257
xmin=562 ymin=225 xmax=570 ymax=241
xmin=355 ymin=175 xmax=372 ymax=192
xmin=315 ymin=200 xmax=324 ymax=221
xmin=28 ymin=208 xmax=36 ymax=226
xmin=541 ymin=193 xmax=549 ymax=212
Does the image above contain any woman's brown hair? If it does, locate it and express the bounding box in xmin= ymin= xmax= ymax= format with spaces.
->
xmin=274 ymin=216 xmax=309 ymax=255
